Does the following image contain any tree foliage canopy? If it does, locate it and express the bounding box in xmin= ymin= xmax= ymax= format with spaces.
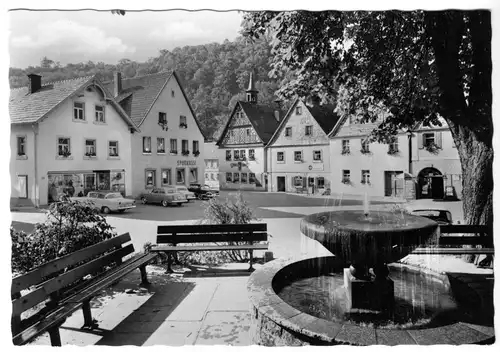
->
xmin=242 ymin=10 xmax=493 ymax=227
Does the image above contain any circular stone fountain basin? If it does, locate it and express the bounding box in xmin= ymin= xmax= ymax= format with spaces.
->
xmin=300 ymin=211 xmax=439 ymax=266
xmin=247 ymin=256 xmax=495 ymax=346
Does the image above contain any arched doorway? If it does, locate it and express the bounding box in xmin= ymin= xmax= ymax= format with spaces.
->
xmin=417 ymin=167 xmax=444 ymax=199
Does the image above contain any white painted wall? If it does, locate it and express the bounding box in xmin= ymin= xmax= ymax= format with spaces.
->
xmin=129 ymin=76 xmax=205 ymax=196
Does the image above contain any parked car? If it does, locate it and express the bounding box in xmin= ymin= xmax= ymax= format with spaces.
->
xmin=188 ymin=183 xmax=220 ymax=200
xmin=139 ymin=187 xmax=188 ymax=207
xmin=410 ymin=209 xmax=453 ymax=225
xmin=71 ymin=191 xmax=136 ymax=214
xmin=172 ymin=185 xmax=196 ymax=201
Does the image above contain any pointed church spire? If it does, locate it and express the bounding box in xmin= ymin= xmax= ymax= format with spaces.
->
xmin=246 ymin=71 xmax=258 ymax=104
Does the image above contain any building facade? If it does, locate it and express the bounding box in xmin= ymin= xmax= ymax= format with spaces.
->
xmin=329 ymin=115 xmax=410 ymax=198
xmin=411 ymin=118 xmax=462 ymax=199
xmin=105 ymin=71 xmax=206 ymax=197
xmin=266 ymin=99 xmax=339 ymax=194
xmin=203 ymin=141 xmax=220 ymax=190
xmin=216 ymin=73 xmax=280 ymax=191
xmin=10 ymin=74 xmax=137 ymax=207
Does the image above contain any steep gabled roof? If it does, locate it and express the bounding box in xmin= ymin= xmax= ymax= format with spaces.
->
xmin=9 ymin=75 xmax=138 ymax=131
xmin=103 ymin=71 xmax=205 ymax=138
xmin=216 ymin=101 xmax=281 ymax=146
xmin=306 ymin=103 xmax=341 ymax=134
xmin=266 ymin=99 xmax=340 ymax=146
xmin=103 ymin=71 xmax=172 ymax=126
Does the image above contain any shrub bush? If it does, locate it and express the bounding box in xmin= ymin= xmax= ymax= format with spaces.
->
xmin=11 ymin=200 xmax=116 ymax=275
xmin=176 ymin=192 xmax=260 ymax=266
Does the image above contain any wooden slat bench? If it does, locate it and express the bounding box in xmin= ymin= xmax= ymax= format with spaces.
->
xmin=11 ymin=232 xmax=158 ymax=346
xmin=410 ymin=224 xmax=494 ymax=257
xmin=152 ymin=223 xmax=269 ymax=273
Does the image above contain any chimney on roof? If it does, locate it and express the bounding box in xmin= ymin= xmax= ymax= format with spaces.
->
xmin=307 ymin=95 xmax=321 ymax=107
xmin=114 ymin=71 xmax=122 ymax=97
xmin=27 ymin=73 xmax=42 ymax=94
xmin=246 ymin=71 xmax=258 ymax=104
xmin=273 ymin=99 xmax=282 ymax=122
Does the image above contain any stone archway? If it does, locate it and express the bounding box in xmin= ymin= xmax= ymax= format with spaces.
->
xmin=417 ymin=167 xmax=444 ymax=199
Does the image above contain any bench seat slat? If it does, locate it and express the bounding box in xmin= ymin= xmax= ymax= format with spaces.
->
xmin=438 ymin=236 xmax=494 ymax=246
xmin=157 ymin=233 xmax=267 ymax=244
xmin=12 ymin=233 xmax=132 ymax=295
xmin=13 ymin=252 xmax=158 ymax=346
xmin=157 ymin=223 xmax=266 ymax=234
xmin=152 ymin=244 xmax=269 ymax=252
xmin=439 ymin=225 xmax=491 ymax=234
xmin=12 ymin=244 xmax=134 ymax=316
xmin=411 ymin=248 xmax=495 ymax=255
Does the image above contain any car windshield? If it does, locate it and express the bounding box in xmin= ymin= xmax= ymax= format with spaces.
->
xmin=105 ymin=193 xmax=122 ymax=199
xmin=201 ymin=186 xmax=211 ymax=190
xmin=167 ymin=190 xmax=175 ymax=194
xmin=177 ymin=187 xmax=187 ymax=191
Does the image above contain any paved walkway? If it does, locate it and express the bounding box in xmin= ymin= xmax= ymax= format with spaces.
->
xmin=11 ymin=200 xmax=489 ymax=346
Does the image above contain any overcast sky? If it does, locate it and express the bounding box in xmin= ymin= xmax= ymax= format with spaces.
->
xmin=8 ymin=10 xmax=244 ymax=68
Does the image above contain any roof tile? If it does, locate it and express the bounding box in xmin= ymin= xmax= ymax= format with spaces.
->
xmin=9 ymin=76 xmax=94 ymax=124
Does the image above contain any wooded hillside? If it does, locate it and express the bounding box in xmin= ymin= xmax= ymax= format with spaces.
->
xmin=9 ymin=36 xmax=292 ymax=138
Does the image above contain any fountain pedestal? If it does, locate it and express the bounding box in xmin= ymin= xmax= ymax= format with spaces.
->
xmin=343 ymin=268 xmax=394 ymax=313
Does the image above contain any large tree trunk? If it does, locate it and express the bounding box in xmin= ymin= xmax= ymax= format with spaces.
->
xmin=427 ymin=10 xmax=493 ymax=263
xmin=426 ymin=10 xmax=493 ymax=228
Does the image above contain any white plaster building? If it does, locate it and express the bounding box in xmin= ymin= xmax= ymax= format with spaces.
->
xmin=266 ymin=99 xmax=340 ymax=194
xmin=9 ymin=74 xmax=137 ymax=207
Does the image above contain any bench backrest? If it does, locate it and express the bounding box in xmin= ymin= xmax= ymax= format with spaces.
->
xmin=11 ymin=233 xmax=135 ymax=321
xmin=438 ymin=224 xmax=494 ymax=247
xmin=157 ymin=223 xmax=267 ymax=245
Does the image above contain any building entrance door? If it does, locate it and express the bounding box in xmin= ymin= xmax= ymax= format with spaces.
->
xmin=277 ymin=176 xmax=286 ymax=192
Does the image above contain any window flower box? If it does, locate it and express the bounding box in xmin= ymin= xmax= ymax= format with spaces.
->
xmin=249 ymin=156 xmax=255 ymax=161
xmin=360 ymin=148 xmax=371 ymax=155
xmin=170 ymin=150 xmax=178 ymax=155
xmin=361 ymin=180 xmax=371 ymax=185
xmin=424 ymin=142 xmax=440 ymax=154
xmin=193 ymin=151 xmax=200 ymax=157
xmin=60 ymin=150 xmax=71 ymax=158
xmin=158 ymin=121 xmax=168 ymax=131
xmin=85 ymin=152 xmax=96 ymax=157
xmin=387 ymin=148 xmax=399 ymax=155
xmin=182 ymin=150 xmax=190 ymax=156
xmin=342 ymin=179 xmax=351 ymax=185
xmin=179 ymin=122 xmax=188 ymax=129
xmin=341 ymin=149 xmax=350 ymax=155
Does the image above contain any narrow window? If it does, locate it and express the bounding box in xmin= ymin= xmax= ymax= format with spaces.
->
xmin=73 ymin=102 xmax=85 ymax=120
xmin=285 ymin=127 xmax=292 ymax=137
xmin=145 ymin=170 xmax=156 ymax=187
xmin=277 ymin=152 xmax=284 ymax=162
xmin=313 ymin=150 xmax=322 ymax=161
xmin=85 ymin=139 xmax=96 ymax=156
xmin=294 ymin=151 xmax=302 ymax=162
xmin=170 ymin=139 xmax=178 ymax=154
xmin=58 ymin=137 xmax=71 ymax=157
xmin=305 ymin=125 xmax=313 ymax=136
xmin=95 ymin=105 xmax=105 ymax=122
xmin=157 ymin=137 xmax=165 ymax=153
xmin=17 ymin=136 xmax=26 ymax=156
xmin=143 ymin=137 xmax=152 ymax=153
xmin=109 ymin=141 xmax=119 ymax=157
xmin=249 ymin=149 xmax=255 ymax=160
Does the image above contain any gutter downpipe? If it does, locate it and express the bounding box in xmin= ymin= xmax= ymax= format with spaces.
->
xmin=32 ymin=123 xmax=39 ymax=207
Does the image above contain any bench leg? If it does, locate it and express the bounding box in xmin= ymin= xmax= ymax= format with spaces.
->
xmin=82 ymin=300 xmax=96 ymax=329
xmin=166 ymin=253 xmax=174 ymax=273
xmin=139 ymin=265 xmax=149 ymax=285
xmin=48 ymin=326 xmax=62 ymax=346
xmin=248 ymin=250 xmax=255 ymax=272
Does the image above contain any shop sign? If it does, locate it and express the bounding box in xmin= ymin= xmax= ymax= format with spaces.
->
xmin=177 ymin=160 xmax=196 ymax=166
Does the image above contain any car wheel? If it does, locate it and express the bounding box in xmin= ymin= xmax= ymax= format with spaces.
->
xmin=102 ymin=207 xmax=111 ymax=214
xmin=162 ymin=200 xmax=169 ymax=207
xmin=141 ymin=197 xmax=147 ymax=204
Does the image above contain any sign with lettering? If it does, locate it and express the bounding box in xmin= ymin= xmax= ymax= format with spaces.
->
xmin=177 ymin=160 xmax=196 ymax=166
